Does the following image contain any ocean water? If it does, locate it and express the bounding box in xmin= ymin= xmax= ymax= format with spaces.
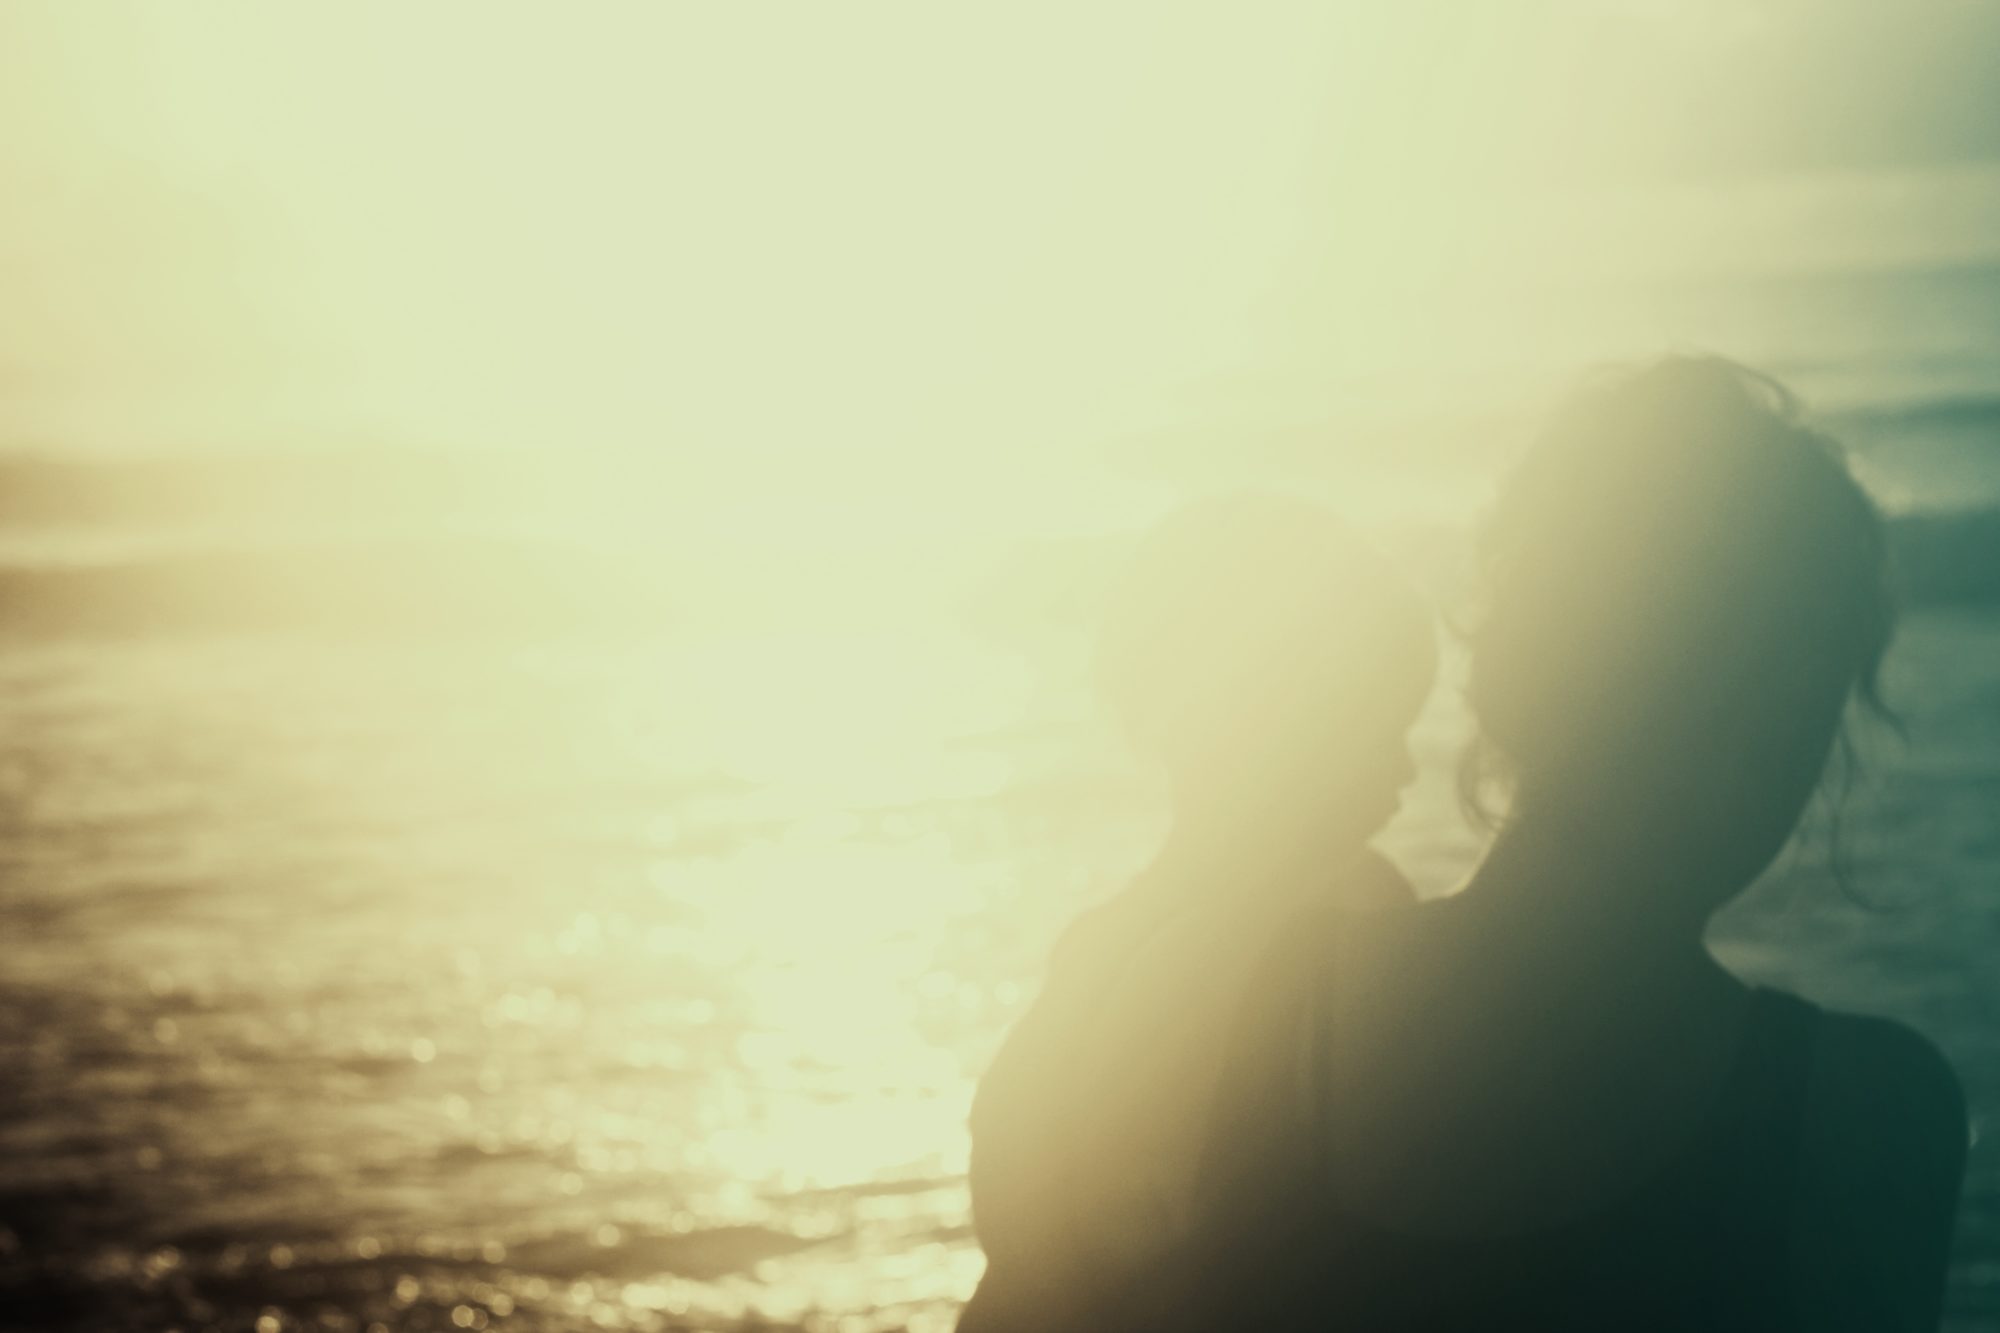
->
xmin=2 ymin=261 xmax=2000 ymax=1331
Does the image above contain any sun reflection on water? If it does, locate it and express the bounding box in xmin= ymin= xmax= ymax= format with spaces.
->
xmin=0 ymin=616 xmax=1145 ymax=1330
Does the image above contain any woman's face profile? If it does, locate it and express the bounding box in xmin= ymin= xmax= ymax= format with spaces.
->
xmin=1691 ymin=672 xmax=1857 ymax=894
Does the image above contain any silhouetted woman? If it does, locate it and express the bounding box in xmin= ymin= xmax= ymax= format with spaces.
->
xmin=1181 ymin=358 xmax=1967 ymax=1331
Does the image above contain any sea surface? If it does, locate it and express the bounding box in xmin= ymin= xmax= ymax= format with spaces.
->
xmin=2 ymin=256 xmax=2000 ymax=1331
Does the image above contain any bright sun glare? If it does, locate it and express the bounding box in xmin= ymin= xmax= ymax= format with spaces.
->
xmin=0 ymin=3 xmax=1728 ymax=506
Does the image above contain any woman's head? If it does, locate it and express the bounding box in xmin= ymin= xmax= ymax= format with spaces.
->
xmin=1097 ymin=494 xmax=1437 ymax=850
xmin=1465 ymin=357 xmax=1894 ymax=905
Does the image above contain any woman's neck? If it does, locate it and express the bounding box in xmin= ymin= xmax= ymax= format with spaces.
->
xmin=1459 ymin=807 xmax=1727 ymax=970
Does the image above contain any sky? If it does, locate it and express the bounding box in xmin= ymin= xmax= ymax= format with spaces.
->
xmin=0 ymin=0 xmax=1998 ymax=481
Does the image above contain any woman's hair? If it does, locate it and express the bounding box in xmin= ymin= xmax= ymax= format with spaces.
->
xmin=1460 ymin=357 xmax=1895 ymax=850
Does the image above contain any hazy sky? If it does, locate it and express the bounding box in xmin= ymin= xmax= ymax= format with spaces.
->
xmin=1 ymin=1 xmax=1998 ymax=463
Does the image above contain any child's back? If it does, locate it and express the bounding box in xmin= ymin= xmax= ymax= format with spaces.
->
xmin=959 ymin=496 xmax=1437 ymax=1331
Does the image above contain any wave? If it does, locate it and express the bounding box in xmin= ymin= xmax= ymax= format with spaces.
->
xmin=0 ymin=541 xmax=683 ymax=638
xmin=1830 ymin=392 xmax=2000 ymax=438
xmin=1888 ymin=508 xmax=2000 ymax=605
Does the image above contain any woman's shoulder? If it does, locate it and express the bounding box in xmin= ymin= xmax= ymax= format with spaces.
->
xmin=1801 ymin=1006 xmax=1966 ymax=1146
xmin=1790 ymin=1001 xmax=1967 ymax=1229
xmin=1787 ymin=1003 xmax=1967 ymax=1328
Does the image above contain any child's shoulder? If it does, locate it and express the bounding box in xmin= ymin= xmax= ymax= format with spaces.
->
xmin=1046 ymin=874 xmax=1181 ymax=972
xmin=1342 ymin=848 xmax=1419 ymax=910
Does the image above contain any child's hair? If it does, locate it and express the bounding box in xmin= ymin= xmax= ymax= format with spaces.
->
xmin=1095 ymin=493 xmax=1436 ymax=773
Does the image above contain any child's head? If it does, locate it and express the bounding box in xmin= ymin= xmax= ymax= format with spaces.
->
xmin=1096 ymin=494 xmax=1437 ymax=848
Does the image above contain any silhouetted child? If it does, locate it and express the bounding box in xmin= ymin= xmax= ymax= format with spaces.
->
xmin=958 ymin=494 xmax=1438 ymax=1332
